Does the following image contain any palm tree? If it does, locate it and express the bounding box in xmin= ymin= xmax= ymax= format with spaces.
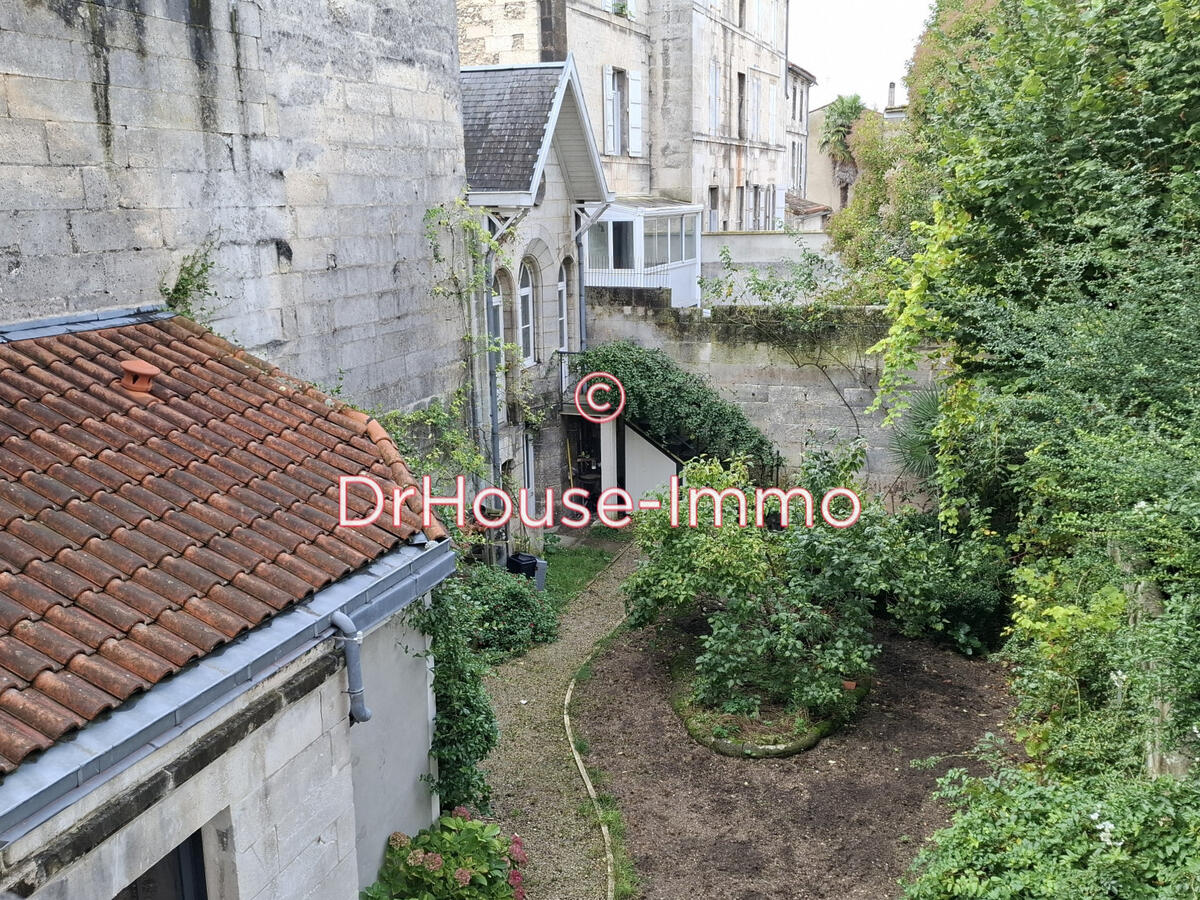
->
xmin=819 ymin=94 xmax=866 ymax=209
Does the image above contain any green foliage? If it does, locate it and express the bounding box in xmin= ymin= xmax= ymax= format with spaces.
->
xmin=886 ymin=387 xmax=941 ymax=481
xmin=380 ymin=390 xmax=488 ymax=491
xmin=160 ymin=238 xmax=221 ymax=324
xmin=573 ymin=341 xmax=779 ymax=473
xmin=362 ymin=813 xmax=527 ymax=900
xmin=865 ymin=0 xmax=1200 ymax=893
xmin=906 ymin=762 xmax=1200 ymax=899
xmin=819 ymin=94 xmax=867 ymax=166
xmin=543 ymin=542 xmax=613 ymax=609
xmin=884 ymin=513 xmax=1007 ymax=654
xmin=440 ymin=563 xmax=558 ymax=661
xmin=699 ymin=237 xmax=841 ymax=307
xmin=624 ymin=452 xmax=881 ymax=719
xmin=408 ymin=586 xmax=499 ymax=811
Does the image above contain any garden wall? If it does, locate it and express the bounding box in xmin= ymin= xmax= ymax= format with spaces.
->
xmin=0 ymin=0 xmax=465 ymax=411
xmin=587 ymin=296 xmax=933 ymax=499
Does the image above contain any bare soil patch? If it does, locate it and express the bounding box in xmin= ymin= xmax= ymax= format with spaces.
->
xmin=572 ymin=624 xmax=1012 ymax=899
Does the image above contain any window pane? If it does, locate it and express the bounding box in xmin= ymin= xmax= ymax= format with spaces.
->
xmin=642 ymin=218 xmax=657 ymax=267
xmin=670 ymin=217 xmax=682 ymax=262
xmin=587 ymin=224 xmax=610 ymax=269
xmin=612 ymin=221 xmax=633 ymax=269
xmin=684 ymin=216 xmax=697 ymax=260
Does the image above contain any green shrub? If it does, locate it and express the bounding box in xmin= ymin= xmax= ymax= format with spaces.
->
xmin=410 ymin=587 xmax=499 ymax=811
xmin=440 ymin=563 xmax=557 ymax=660
xmin=906 ymin=763 xmax=1200 ymax=899
xmin=626 ymin=449 xmax=881 ymax=719
xmin=884 ymin=513 xmax=1008 ymax=654
xmin=363 ymin=812 xmax=528 ymax=900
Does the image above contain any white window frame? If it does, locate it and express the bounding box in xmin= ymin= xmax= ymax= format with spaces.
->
xmin=517 ymin=263 xmax=536 ymax=366
xmin=557 ymin=264 xmax=569 ymax=351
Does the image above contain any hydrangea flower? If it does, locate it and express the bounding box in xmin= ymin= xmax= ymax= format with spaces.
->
xmin=508 ymin=869 xmax=523 ymax=887
xmin=423 ymin=852 xmax=444 ymax=872
xmin=452 ymin=806 xmax=473 ymax=820
xmin=454 ymin=867 xmax=472 ymax=886
xmin=388 ymin=832 xmax=410 ymax=850
xmin=406 ymin=849 xmax=425 ymax=867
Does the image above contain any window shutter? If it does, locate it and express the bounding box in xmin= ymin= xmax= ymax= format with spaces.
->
xmin=628 ymin=70 xmax=643 ymax=157
xmin=768 ymin=84 xmax=776 ymax=144
xmin=709 ymin=61 xmax=720 ymax=134
xmin=603 ymin=65 xmax=616 ymax=155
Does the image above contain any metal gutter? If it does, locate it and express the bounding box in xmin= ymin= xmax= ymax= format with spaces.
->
xmin=0 ymin=305 xmax=173 ymax=343
xmin=0 ymin=538 xmax=456 ymax=845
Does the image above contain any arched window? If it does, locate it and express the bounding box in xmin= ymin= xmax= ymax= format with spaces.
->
xmin=491 ymin=269 xmax=514 ymax=424
xmin=517 ymin=262 xmax=536 ymax=364
xmin=557 ymin=263 xmax=569 ymax=351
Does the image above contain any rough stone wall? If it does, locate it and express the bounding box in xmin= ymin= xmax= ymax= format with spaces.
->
xmin=1 ymin=646 xmax=361 ymax=900
xmin=457 ymin=0 xmax=540 ymax=65
xmin=0 ymin=0 xmax=465 ymax=412
xmin=647 ymin=0 xmax=693 ymax=201
xmin=587 ymin=297 xmax=933 ymax=500
xmin=564 ymin=3 xmax=653 ymax=196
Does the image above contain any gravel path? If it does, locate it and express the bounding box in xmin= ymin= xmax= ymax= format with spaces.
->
xmin=481 ymin=541 xmax=638 ymax=900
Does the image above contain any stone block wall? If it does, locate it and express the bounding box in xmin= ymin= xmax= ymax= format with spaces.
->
xmin=587 ymin=299 xmax=933 ymax=500
xmin=0 ymin=0 xmax=466 ymax=412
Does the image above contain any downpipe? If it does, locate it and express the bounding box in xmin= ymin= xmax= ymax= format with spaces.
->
xmin=330 ymin=612 xmax=373 ymax=724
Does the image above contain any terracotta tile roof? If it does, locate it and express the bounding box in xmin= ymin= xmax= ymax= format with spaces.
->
xmin=0 ymin=314 xmax=445 ymax=775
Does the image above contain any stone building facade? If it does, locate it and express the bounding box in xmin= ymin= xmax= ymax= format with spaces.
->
xmin=456 ymin=0 xmax=793 ymax=233
xmin=0 ymin=0 xmax=466 ymax=412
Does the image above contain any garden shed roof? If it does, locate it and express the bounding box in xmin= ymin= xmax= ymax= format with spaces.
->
xmin=0 ymin=309 xmax=444 ymax=776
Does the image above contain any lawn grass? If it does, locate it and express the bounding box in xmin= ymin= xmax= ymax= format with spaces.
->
xmin=545 ymin=542 xmax=615 ymax=611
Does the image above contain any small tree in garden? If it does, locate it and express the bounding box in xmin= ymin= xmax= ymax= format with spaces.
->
xmin=625 ymin=449 xmax=886 ymax=721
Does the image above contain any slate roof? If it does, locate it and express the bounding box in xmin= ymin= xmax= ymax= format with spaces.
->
xmin=0 ymin=313 xmax=444 ymax=775
xmin=460 ymin=64 xmax=564 ymax=194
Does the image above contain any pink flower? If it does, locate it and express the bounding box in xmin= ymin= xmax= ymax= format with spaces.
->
xmin=508 ymin=845 xmax=528 ymax=865
xmin=454 ymin=867 xmax=472 ymax=886
xmin=452 ymin=806 xmax=472 ymax=820
xmin=508 ymin=869 xmax=523 ymax=887
xmin=423 ymin=852 xmax=444 ymax=872
xmin=514 ymin=888 xmax=526 ymax=900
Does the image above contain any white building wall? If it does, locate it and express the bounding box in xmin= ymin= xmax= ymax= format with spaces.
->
xmin=4 ymin=646 xmax=360 ymax=900
xmin=624 ymin=426 xmax=677 ymax=499
xmin=350 ymin=612 xmax=439 ymax=888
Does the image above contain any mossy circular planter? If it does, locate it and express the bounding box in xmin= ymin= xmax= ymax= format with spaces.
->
xmin=670 ymin=679 xmax=872 ymax=759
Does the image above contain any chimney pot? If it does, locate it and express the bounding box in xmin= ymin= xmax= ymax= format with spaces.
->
xmin=888 ymin=81 xmax=896 ymax=107
xmin=119 ymin=358 xmax=161 ymax=394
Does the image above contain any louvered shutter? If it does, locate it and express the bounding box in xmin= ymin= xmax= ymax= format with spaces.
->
xmin=603 ymin=65 xmax=616 ymax=155
xmin=628 ymin=70 xmax=643 ymax=157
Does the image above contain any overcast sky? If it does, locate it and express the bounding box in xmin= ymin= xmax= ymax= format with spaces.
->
xmin=789 ymin=0 xmax=935 ymax=111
